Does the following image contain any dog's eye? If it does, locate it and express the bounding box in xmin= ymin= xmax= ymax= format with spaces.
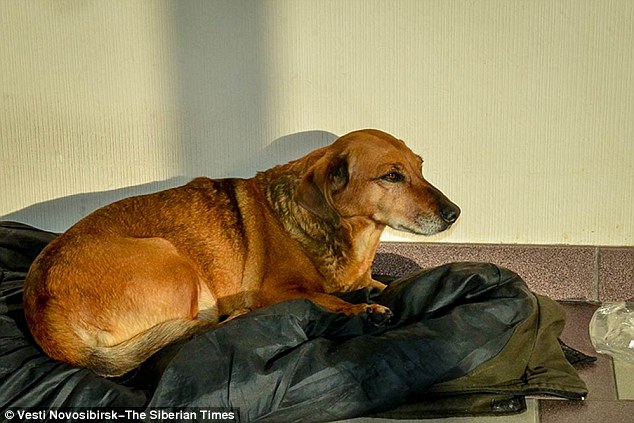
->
xmin=381 ymin=172 xmax=405 ymax=183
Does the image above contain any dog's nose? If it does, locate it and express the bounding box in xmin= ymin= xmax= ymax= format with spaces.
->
xmin=440 ymin=204 xmax=461 ymax=224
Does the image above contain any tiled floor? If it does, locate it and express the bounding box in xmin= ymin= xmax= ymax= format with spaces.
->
xmin=339 ymin=244 xmax=634 ymax=422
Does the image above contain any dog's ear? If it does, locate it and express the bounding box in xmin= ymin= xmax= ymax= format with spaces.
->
xmin=295 ymin=154 xmax=349 ymax=224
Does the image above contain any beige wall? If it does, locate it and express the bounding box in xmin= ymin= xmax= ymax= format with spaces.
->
xmin=1 ymin=1 xmax=633 ymax=245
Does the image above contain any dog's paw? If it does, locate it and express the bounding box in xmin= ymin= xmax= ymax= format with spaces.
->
xmin=362 ymin=304 xmax=393 ymax=326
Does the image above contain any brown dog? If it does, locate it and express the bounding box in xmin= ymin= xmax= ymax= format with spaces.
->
xmin=23 ymin=129 xmax=460 ymax=377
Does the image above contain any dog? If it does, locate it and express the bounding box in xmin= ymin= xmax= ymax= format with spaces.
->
xmin=23 ymin=129 xmax=460 ymax=377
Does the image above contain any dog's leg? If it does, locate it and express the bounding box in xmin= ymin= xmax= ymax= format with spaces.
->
xmin=368 ymin=279 xmax=388 ymax=291
xmin=267 ymin=289 xmax=393 ymax=324
xmin=61 ymin=236 xmax=217 ymax=377
xmin=308 ymin=292 xmax=392 ymax=322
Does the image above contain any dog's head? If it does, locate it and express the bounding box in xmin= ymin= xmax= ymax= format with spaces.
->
xmin=296 ymin=129 xmax=460 ymax=235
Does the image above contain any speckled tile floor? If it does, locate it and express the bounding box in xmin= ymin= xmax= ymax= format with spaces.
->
xmin=334 ymin=243 xmax=634 ymax=422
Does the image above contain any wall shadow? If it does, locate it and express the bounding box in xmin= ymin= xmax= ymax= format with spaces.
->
xmin=226 ymin=130 xmax=337 ymax=176
xmin=170 ymin=3 xmax=337 ymax=179
xmin=1 ymin=131 xmax=338 ymax=232
xmin=1 ymin=178 xmax=189 ymax=233
xmin=171 ymin=1 xmax=269 ymax=178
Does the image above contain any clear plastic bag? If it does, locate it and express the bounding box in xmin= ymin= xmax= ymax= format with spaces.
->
xmin=589 ymin=302 xmax=634 ymax=363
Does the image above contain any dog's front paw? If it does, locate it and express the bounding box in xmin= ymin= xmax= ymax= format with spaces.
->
xmin=362 ymin=303 xmax=393 ymax=326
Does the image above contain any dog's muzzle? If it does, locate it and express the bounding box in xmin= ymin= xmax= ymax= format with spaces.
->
xmin=409 ymin=200 xmax=460 ymax=236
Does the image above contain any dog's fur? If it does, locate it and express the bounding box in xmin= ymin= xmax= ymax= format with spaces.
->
xmin=23 ymin=129 xmax=460 ymax=377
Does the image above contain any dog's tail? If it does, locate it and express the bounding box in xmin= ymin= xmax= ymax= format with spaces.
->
xmin=83 ymin=318 xmax=216 ymax=378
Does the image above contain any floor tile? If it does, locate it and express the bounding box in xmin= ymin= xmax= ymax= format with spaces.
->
xmin=598 ymin=248 xmax=634 ymax=302
xmin=539 ymin=399 xmax=634 ymax=423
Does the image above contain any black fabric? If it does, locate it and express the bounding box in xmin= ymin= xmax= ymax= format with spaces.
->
xmin=0 ymin=222 xmax=588 ymax=422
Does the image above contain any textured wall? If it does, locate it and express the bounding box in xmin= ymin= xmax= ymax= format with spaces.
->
xmin=1 ymin=1 xmax=633 ymax=245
